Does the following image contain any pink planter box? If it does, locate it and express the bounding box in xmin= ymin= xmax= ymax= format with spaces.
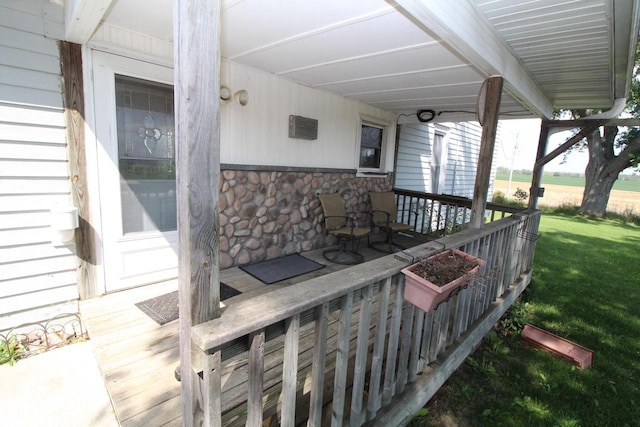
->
xmin=401 ymin=249 xmax=484 ymax=312
xmin=521 ymin=324 xmax=594 ymax=369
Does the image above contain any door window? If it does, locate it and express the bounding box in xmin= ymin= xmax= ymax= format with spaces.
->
xmin=115 ymin=75 xmax=176 ymax=234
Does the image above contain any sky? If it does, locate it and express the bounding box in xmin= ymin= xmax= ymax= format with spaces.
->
xmin=497 ymin=119 xmax=590 ymax=174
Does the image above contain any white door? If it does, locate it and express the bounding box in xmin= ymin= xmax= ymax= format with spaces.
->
xmin=92 ymin=52 xmax=177 ymax=292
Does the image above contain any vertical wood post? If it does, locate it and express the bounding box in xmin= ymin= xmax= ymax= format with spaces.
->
xmin=60 ymin=41 xmax=97 ymax=299
xmin=528 ymin=122 xmax=550 ymax=209
xmin=470 ymin=76 xmax=503 ymax=229
xmin=174 ymin=0 xmax=222 ymax=425
xmin=528 ymin=121 xmax=602 ymax=209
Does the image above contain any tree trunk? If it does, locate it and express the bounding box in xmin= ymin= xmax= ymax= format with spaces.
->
xmin=580 ymin=165 xmax=617 ymax=216
xmin=579 ymin=127 xmax=619 ymax=217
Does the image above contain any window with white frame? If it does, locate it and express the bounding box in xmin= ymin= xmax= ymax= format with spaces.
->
xmin=358 ymin=119 xmax=387 ymax=172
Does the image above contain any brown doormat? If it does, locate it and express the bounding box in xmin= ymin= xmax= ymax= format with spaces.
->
xmin=135 ymin=283 xmax=241 ymax=325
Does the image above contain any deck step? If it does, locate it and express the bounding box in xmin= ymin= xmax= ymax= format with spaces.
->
xmin=521 ymin=324 xmax=594 ymax=369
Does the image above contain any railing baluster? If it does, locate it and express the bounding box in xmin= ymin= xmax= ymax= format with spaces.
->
xmin=409 ymin=197 xmax=424 ymax=233
xmin=281 ymin=315 xmax=300 ymax=427
xmin=423 ymin=200 xmax=430 ymax=234
xmin=436 ymin=202 xmax=443 ymax=234
xmin=331 ymin=293 xmax=354 ymax=427
xmin=247 ymin=330 xmax=265 ymax=426
xmin=396 ymin=303 xmax=415 ymax=394
xmin=367 ymin=278 xmax=392 ymax=421
xmin=428 ymin=304 xmax=446 ymax=360
xmin=420 ymin=310 xmax=434 ymax=364
xmin=309 ymin=303 xmax=330 ymax=427
xmin=510 ymin=223 xmax=519 ymax=288
xmin=450 ymin=288 xmax=466 ymax=342
xmin=203 ymin=349 xmax=222 ymax=427
xmin=409 ymin=307 xmax=425 ymax=381
xmin=485 ymin=231 xmax=499 ymax=305
xmin=478 ymin=235 xmax=491 ymax=312
xmin=442 ymin=203 xmax=449 ymax=233
xmin=461 ymin=282 xmax=473 ymax=334
xmin=428 ymin=200 xmax=435 ymax=235
xmin=496 ymin=228 xmax=507 ymax=297
xmin=383 ymin=275 xmax=404 ymax=405
xmin=350 ymin=285 xmax=374 ymax=427
xmin=437 ymin=299 xmax=452 ymax=353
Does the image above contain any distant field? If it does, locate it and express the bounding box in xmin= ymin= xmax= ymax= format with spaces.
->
xmin=494 ymin=179 xmax=640 ymax=214
xmin=495 ymin=172 xmax=640 ymax=192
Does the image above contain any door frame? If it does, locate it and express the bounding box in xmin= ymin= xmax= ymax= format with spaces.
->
xmin=83 ymin=49 xmax=177 ymax=295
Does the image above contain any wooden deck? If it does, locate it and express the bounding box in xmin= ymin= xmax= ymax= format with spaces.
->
xmin=80 ymin=232 xmax=425 ymax=426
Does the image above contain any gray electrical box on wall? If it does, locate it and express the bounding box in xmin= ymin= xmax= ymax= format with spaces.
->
xmin=289 ymin=115 xmax=318 ymax=140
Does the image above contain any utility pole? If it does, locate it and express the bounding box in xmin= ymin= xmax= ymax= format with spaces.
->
xmin=506 ymin=131 xmax=519 ymax=197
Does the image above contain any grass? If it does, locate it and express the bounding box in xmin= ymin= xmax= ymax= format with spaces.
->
xmin=495 ymin=172 xmax=640 ymax=192
xmin=411 ymin=209 xmax=640 ymax=427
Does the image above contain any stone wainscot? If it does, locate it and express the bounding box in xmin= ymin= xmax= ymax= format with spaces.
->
xmin=219 ymin=166 xmax=392 ymax=269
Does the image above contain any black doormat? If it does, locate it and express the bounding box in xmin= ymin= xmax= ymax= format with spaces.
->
xmin=239 ymin=253 xmax=325 ymax=284
xmin=135 ymin=283 xmax=241 ymax=325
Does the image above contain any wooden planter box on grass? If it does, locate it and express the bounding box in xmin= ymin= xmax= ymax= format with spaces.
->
xmin=521 ymin=324 xmax=594 ymax=369
xmin=401 ymin=248 xmax=485 ymax=312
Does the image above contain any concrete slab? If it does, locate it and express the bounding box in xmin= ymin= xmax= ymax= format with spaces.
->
xmin=0 ymin=341 xmax=119 ymax=427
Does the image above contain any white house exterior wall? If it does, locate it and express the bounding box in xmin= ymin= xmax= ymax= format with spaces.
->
xmin=0 ymin=0 xmax=78 ymax=332
xmin=219 ymin=60 xmax=397 ymax=170
xmin=395 ymin=121 xmax=498 ymax=199
xmin=394 ymin=124 xmax=433 ymax=191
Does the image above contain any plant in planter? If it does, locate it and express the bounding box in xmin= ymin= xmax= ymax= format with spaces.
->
xmin=401 ymin=248 xmax=485 ymax=312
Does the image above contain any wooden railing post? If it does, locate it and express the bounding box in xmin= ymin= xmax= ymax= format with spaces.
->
xmin=529 ymin=122 xmax=550 ymax=209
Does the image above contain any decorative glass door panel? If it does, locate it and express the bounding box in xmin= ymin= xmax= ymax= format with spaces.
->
xmin=115 ymin=75 xmax=176 ymax=235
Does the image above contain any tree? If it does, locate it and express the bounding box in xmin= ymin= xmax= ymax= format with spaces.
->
xmin=562 ymin=43 xmax=640 ymax=217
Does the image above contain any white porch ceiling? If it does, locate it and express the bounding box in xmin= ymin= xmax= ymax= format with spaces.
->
xmin=80 ymin=0 xmax=638 ymax=123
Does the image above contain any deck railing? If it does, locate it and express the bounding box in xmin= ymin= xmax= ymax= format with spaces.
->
xmin=393 ymin=188 xmax=525 ymax=237
xmin=191 ymin=209 xmax=541 ymax=426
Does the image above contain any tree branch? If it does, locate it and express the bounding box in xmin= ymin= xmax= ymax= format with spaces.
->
xmin=612 ymin=132 xmax=640 ymax=173
xmin=603 ymin=125 xmax=618 ymax=159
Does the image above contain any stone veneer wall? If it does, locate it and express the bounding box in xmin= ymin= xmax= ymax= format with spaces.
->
xmin=219 ymin=167 xmax=393 ymax=269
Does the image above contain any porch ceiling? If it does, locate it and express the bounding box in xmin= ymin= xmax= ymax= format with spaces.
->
xmin=77 ymin=0 xmax=638 ymax=123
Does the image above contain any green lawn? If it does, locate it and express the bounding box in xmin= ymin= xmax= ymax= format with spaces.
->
xmin=413 ymin=211 xmax=640 ymax=426
xmin=495 ymin=172 xmax=640 ymax=192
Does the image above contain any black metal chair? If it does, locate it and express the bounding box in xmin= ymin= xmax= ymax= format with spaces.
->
xmin=318 ymin=193 xmax=371 ymax=265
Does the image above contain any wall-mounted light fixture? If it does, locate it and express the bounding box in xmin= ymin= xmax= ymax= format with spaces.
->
xmin=235 ymin=89 xmax=249 ymax=106
xmin=50 ymin=206 xmax=79 ymax=246
xmin=220 ymin=85 xmax=232 ymax=103
xmin=220 ymin=85 xmax=249 ymax=106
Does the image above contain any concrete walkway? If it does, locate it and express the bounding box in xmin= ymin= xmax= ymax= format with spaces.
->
xmin=0 ymin=341 xmax=119 ymax=427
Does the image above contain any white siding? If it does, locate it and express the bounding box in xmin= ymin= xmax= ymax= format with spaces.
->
xmin=394 ymin=124 xmax=432 ymax=192
xmin=0 ymin=0 xmax=78 ymax=333
xmin=220 ymin=60 xmax=397 ymax=170
xmin=442 ymin=122 xmax=482 ymax=198
xmin=395 ymin=121 xmax=498 ymax=198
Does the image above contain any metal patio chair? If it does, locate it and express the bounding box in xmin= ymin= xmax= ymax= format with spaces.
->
xmin=318 ymin=193 xmax=371 ymax=265
xmin=369 ymin=191 xmax=414 ymax=253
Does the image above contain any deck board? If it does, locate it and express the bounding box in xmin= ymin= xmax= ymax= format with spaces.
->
xmin=80 ymin=233 xmax=426 ymax=426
